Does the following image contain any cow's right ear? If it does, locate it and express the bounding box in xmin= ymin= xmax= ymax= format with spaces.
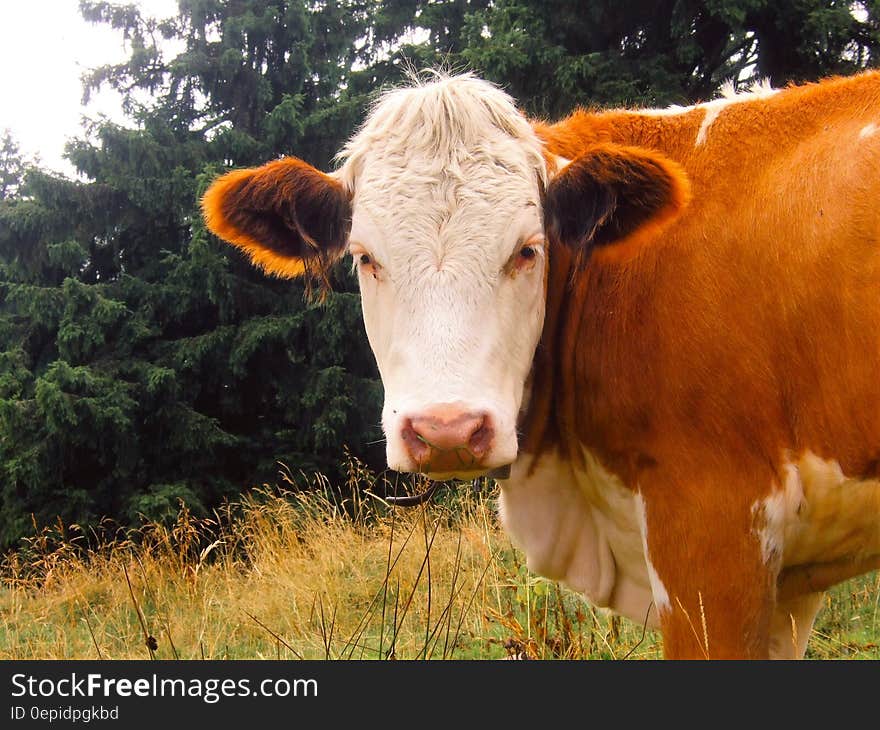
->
xmin=201 ymin=157 xmax=352 ymax=279
xmin=543 ymin=143 xmax=690 ymax=265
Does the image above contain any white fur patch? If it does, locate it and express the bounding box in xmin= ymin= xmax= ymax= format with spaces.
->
xmin=859 ymin=122 xmax=877 ymax=139
xmin=695 ymin=102 xmax=728 ymax=146
xmin=751 ymin=452 xmax=880 ymax=569
xmin=552 ymin=155 xmax=571 ymax=173
xmin=501 ymin=447 xmax=878 ymax=643
xmin=695 ymin=80 xmax=778 ymax=146
xmin=633 ymin=79 xmax=778 ymax=147
xmin=633 ymin=104 xmax=692 ymax=118
xmin=498 ymin=450 xmax=656 ymax=626
xmin=633 ymin=493 xmax=671 ymax=615
xmin=751 ymin=488 xmax=788 ymax=568
xmin=750 ymin=458 xmax=806 ymax=568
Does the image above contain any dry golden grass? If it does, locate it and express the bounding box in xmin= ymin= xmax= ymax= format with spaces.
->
xmin=0 ymin=460 xmax=876 ymax=660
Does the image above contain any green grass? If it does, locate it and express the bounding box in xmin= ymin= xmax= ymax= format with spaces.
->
xmin=0 ymin=463 xmax=876 ymax=660
xmin=808 ymin=576 xmax=880 ymax=659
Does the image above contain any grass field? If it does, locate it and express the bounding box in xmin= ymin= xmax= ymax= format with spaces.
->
xmin=1 ymin=462 xmax=878 ymax=660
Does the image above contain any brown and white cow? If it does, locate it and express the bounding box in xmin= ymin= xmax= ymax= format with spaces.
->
xmin=202 ymin=70 xmax=880 ymax=659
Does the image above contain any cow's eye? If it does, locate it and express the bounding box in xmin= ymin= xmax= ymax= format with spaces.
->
xmin=508 ymin=238 xmax=541 ymax=276
xmin=352 ymin=248 xmax=381 ymax=280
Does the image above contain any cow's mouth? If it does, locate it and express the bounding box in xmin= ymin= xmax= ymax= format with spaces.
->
xmin=485 ymin=464 xmax=512 ymax=480
xmin=384 ymin=464 xmax=512 ymax=507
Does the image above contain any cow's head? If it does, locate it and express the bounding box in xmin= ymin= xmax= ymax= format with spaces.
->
xmin=202 ymin=73 xmax=689 ymax=479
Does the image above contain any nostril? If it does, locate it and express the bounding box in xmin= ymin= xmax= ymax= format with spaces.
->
xmin=401 ymin=418 xmax=431 ymax=462
xmin=468 ymin=417 xmax=493 ymax=457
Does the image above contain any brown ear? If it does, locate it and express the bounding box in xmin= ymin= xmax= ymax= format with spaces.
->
xmin=544 ymin=143 xmax=690 ymax=265
xmin=201 ymin=157 xmax=352 ymax=279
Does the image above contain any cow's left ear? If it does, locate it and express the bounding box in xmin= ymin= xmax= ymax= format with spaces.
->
xmin=543 ymin=143 xmax=691 ymax=264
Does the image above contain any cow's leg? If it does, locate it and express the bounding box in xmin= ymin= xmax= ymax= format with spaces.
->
xmin=636 ymin=471 xmax=779 ymax=659
xmin=768 ymin=592 xmax=824 ymax=659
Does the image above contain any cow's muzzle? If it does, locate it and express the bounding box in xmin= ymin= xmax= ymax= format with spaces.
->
xmin=399 ymin=404 xmax=494 ymax=473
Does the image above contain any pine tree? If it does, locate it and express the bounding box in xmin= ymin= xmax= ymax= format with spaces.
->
xmin=2 ymin=0 xmax=878 ymax=548
xmin=408 ymin=0 xmax=880 ymax=113
xmin=0 ymin=1 xmax=396 ymax=547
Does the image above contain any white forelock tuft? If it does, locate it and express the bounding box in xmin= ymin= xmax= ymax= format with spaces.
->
xmin=334 ymin=71 xmax=547 ymax=190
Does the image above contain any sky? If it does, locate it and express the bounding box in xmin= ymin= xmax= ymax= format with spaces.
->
xmin=0 ymin=0 xmax=180 ymax=178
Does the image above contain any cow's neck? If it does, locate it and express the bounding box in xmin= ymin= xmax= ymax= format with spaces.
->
xmin=520 ymin=235 xmax=648 ymax=483
xmin=522 ymin=110 xmax=697 ymax=484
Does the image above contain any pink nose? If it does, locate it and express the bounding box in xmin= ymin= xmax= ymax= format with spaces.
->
xmin=401 ymin=404 xmax=494 ymax=472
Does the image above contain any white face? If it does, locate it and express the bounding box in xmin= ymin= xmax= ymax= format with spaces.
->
xmin=349 ymin=193 xmax=545 ymax=478
xmin=338 ymin=76 xmax=549 ymax=479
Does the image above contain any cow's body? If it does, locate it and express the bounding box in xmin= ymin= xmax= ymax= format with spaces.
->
xmin=203 ymin=70 xmax=880 ymax=658
xmin=511 ymin=72 xmax=880 ymax=657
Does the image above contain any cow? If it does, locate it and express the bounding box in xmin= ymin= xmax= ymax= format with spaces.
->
xmin=201 ymin=70 xmax=880 ymax=659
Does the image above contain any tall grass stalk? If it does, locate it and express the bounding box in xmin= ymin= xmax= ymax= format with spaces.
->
xmin=1 ymin=460 xmax=876 ymax=659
